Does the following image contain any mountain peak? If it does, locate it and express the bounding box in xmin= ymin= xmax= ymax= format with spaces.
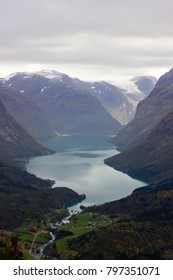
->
xmin=36 ymin=70 xmax=67 ymax=81
xmin=4 ymin=70 xmax=69 ymax=83
xmin=130 ymin=76 xmax=157 ymax=95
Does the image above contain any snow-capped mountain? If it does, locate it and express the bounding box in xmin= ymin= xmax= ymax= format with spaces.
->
xmin=3 ymin=71 xmax=122 ymax=135
xmin=2 ymin=70 xmax=157 ymax=135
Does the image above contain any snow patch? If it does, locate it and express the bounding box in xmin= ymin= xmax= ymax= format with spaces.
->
xmin=36 ymin=70 xmax=64 ymax=81
xmin=40 ymin=86 xmax=47 ymax=93
xmin=4 ymin=73 xmax=17 ymax=81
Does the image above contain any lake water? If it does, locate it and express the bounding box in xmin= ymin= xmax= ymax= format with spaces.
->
xmin=26 ymin=135 xmax=147 ymax=210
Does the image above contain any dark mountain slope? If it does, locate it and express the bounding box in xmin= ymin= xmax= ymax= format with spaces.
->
xmin=112 ymin=68 xmax=173 ymax=150
xmin=0 ymin=84 xmax=56 ymax=140
xmin=62 ymin=178 xmax=173 ymax=260
xmin=105 ymin=111 xmax=173 ymax=183
xmin=0 ymin=98 xmax=52 ymax=164
xmin=40 ymin=86 xmax=122 ymax=134
xmin=0 ymin=163 xmax=85 ymax=230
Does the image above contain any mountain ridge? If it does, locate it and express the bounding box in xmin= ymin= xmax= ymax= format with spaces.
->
xmin=3 ymin=71 xmax=122 ymax=135
xmin=112 ymin=68 xmax=173 ymax=150
xmin=0 ymin=83 xmax=57 ymax=140
xmin=2 ymin=70 xmax=157 ymax=135
xmin=105 ymin=68 xmax=173 ymax=183
xmin=0 ymin=97 xmax=53 ymax=165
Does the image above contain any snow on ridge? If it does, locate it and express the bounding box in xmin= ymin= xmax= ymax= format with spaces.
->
xmin=115 ymin=80 xmax=142 ymax=94
xmin=4 ymin=73 xmax=19 ymax=81
xmin=4 ymin=71 xmax=36 ymax=81
xmin=36 ymin=70 xmax=65 ymax=81
xmin=4 ymin=70 xmax=66 ymax=82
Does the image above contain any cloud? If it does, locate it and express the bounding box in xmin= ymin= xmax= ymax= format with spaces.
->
xmin=1 ymin=0 xmax=173 ymax=82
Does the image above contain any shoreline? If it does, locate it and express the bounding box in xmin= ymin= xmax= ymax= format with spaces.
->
xmin=25 ymin=135 xmax=148 ymax=210
xmin=64 ymin=194 xmax=86 ymax=209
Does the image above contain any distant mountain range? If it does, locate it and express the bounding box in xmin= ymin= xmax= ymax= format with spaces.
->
xmin=105 ymin=68 xmax=173 ymax=183
xmin=2 ymin=70 xmax=156 ymax=135
xmin=2 ymin=71 xmax=121 ymax=135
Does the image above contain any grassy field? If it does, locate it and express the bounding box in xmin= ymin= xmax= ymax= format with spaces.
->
xmin=10 ymin=211 xmax=112 ymax=258
xmin=56 ymin=212 xmax=111 ymax=253
xmin=12 ymin=221 xmax=50 ymax=259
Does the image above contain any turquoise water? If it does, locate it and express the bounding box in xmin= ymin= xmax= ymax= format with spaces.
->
xmin=26 ymin=135 xmax=146 ymax=210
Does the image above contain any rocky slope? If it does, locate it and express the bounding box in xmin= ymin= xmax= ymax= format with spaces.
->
xmin=0 ymin=98 xmax=52 ymax=164
xmin=75 ymin=80 xmax=138 ymax=125
xmin=0 ymin=83 xmax=56 ymax=140
xmin=3 ymin=71 xmax=122 ymax=134
xmin=112 ymin=68 xmax=173 ymax=149
xmin=70 ymin=76 xmax=156 ymax=124
xmin=105 ymin=111 xmax=173 ymax=183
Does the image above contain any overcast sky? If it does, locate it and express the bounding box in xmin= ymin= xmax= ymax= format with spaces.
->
xmin=1 ymin=0 xmax=173 ymax=85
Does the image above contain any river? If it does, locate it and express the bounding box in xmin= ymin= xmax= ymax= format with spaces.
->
xmin=26 ymin=135 xmax=147 ymax=210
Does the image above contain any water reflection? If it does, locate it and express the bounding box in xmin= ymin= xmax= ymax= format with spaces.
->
xmin=26 ymin=135 xmax=147 ymax=209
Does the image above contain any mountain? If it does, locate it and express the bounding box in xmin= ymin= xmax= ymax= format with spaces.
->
xmin=0 ymin=162 xmax=85 ymax=230
xmin=105 ymin=111 xmax=173 ymax=183
xmin=73 ymin=80 xmax=139 ymax=125
xmin=112 ymin=68 xmax=173 ymax=150
xmin=0 ymin=83 xmax=56 ymax=140
xmin=3 ymin=70 xmax=156 ymax=131
xmin=3 ymin=71 xmax=122 ymax=134
xmin=0 ymin=97 xmax=53 ymax=164
xmin=131 ymin=76 xmax=157 ymax=95
xmin=73 ymin=76 xmax=157 ymax=124
xmin=0 ymin=81 xmax=84 ymax=232
xmin=64 ymin=178 xmax=173 ymax=260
